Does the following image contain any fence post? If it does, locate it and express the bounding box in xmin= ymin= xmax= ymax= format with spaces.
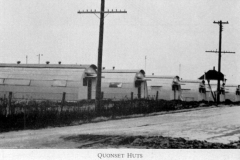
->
xmin=61 ymin=92 xmax=66 ymax=113
xmin=3 ymin=94 xmax=6 ymax=116
xmin=174 ymin=88 xmax=176 ymax=100
xmin=156 ymin=91 xmax=159 ymax=101
xmin=24 ymin=104 xmax=26 ymax=129
xmin=131 ymin=92 xmax=134 ymax=112
xmin=88 ymin=106 xmax=90 ymax=121
xmin=8 ymin=92 xmax=12 ymax=115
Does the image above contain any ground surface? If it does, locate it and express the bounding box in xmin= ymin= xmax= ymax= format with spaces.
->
xmin=0 ymin=105 xmax=240 ymax=148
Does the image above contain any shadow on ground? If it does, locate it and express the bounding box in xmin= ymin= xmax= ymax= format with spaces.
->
xmin=61 ymin=134 xmax=240 ymax=149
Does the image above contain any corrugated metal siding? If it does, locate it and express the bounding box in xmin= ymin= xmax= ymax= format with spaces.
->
xmin=0 ymin=74 xmax=82 ymax=81
xmin=0 ymin=85 xmax=79 ymax=94
xmin=30 ymin=80 xmax=52 ymax=87
xmin=4 ymin=79 xmax=30 ymax=86
xmin=78 ymin=87 xmax=88 ymax=100
xmin=52 ymin=80 xmax=67 ymax=87
xmin=101 ymin=72 xmax=139 ymax=100
xmin=225 ymin=93 xmax=235 ymax=102
xmin=101 ymin=83 xmax=134 ymax=88
xmin=0 ymin=68 xmax=84 ymax=81
xmin=66 ymin=81 xmax=82 ymax=88
xmin=0 ymin=66 xmax=89 ymax=101
xmin=0 ymin=91 xmax=78 ymax=101
xmin=0 ymin=78 xmax=4 ymax=84
xmin=102 ymin=72 xmax=135 ymax=79
xmin=147 ymin=78 xmax=173 ymax=86
xmin=147 ymin=77 xmax=173 ymax=99
xmin=102 ymin=79 xmax=135 ymax=83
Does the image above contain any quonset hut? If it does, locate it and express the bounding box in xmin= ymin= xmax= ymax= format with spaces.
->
xmin=146 ymin=75 xmax=176 ymax=100
xmin=0 ymin=63 xmax=147 ymax=101
xmin=0 ymin=63 xmax=97 ymax=101
xmin=101 ymin=69 xmax=148 ymax=100
xmin=146 ymin=73 xmax=238 ymax=102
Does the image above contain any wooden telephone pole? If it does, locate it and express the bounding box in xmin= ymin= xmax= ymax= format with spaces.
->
xmin=206 ymin=20 xmax=235 ymax=103
xmin=78 ymin=0 xmax=127 ymax=112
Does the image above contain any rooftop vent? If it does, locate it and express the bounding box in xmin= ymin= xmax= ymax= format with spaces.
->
xmin=46 ymin=61 xmax=50 ymax=64
xmin=152 ymin=73 xmax=154 ymax=75
xmin=17 ymin=61 xmax=21 ymax=64
xmin=113 ymin=66 xmax=115 ymax=70
xmin=103 ymin=67 xmax=105 ymax=70
xmin=213 ymin=66 xmax=215 ymax=70
xmin=58 ymin=61 xmax=61 ymax=65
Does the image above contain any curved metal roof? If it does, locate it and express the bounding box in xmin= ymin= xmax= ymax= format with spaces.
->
xmin=145 ymin=75 xmax=176 ymax=79
xmin=0 ymin=63 xmax=97 ymax=70
xmin=102 ymin=69 xmax=144 ymax=74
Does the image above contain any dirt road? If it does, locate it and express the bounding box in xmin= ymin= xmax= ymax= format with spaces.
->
xmin=0 ymin=105 xmax=240 ymax=148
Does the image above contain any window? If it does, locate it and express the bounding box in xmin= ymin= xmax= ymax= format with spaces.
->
xmin=109 ymin=82 xmax=122 ymax=88
xmin=4 ymin=79 xmax=30 ymax=86
xmin=150 ymin=86 xmax=161 ymax=90
xmin=52 ymin=80 xmax=67 ymax=87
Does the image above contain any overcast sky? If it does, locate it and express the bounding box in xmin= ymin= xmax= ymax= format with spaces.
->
xmin=0 ymin=0 xmax=239 ymax=84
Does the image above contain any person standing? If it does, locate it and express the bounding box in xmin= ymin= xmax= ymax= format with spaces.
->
xmin=172 ymin=76 xmax=180 ymax=91
xmin=236 ymin=85 xmax=240 ymax=95
xmin=220 ymin=83 xmax=225 ymax=95
xmin=199 ymin=80 xmax=206 ymax=101
xmin=172 ymin=76 xmax=182 ymax=100
xmin=199 ymin=80 xmax=206 ymax=93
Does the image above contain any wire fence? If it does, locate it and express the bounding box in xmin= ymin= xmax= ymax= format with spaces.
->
xmin=0 ymin=97 xmax=238 ymax=133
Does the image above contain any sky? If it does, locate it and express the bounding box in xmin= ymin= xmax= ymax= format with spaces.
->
xmin=0 ymin=0 xmax=240 ymax=84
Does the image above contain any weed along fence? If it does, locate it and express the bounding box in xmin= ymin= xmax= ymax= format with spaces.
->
xmin=0 ymin=92 xmax=221 ymax=133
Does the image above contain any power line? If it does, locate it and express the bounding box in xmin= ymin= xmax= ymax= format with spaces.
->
xmin=206 ymin=50 xmax=235 ymax=54
xmin=205 ymin=20 xmax=235 ymax=104
xmin=78 ymin=0 xmax=127 ymax=112
xmin=78 ymin=9 xmax=127 ymax=14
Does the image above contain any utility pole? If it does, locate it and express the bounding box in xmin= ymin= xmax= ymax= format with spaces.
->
xmin=78 ymin=0 xmax=127 ymax=112
xmin=145 ymin=56 xmax=147 ymax=71
xmin=37 ymin=54 xmax=43 ymax=64
xmin=179 ymin=64 xmax=181 ymax=78
xmin=206 ymin=20 xmax=235 ymax=103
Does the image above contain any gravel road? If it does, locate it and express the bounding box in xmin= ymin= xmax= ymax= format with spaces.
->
xmin=0 ymin=105 xmax=240 ymax=148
